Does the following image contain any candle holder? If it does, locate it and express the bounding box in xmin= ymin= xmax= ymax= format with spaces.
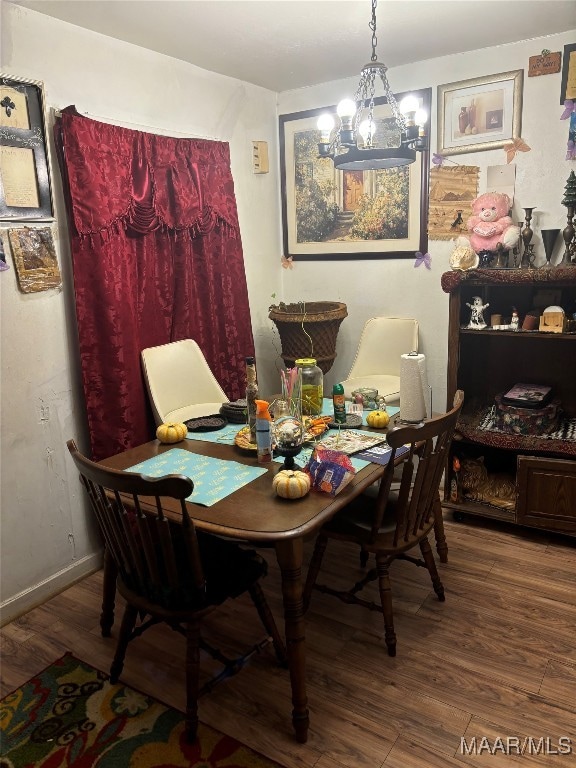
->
xmin=273 ymin=420 xmax=304 ymax=470
xmin=494 ymin=242 xmax=509 ymax=268
xmin=560 ymin=205 xmax=575 ymax=266
xmin=541 ymin=229 xmax=560 ymax=268
xmin=520 ymin=207 xmax=535 ymax=268
xmin=513 ymin=221 xmax=524 ymax=267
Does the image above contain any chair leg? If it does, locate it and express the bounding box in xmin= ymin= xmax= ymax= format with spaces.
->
xmin=303 ymin=533 xmax=328 ymax=613
xmin=184 ymin=620 xmax=201 ymax=743
xmin=432 ymin=495 xmax=448 ymax=564
xmin=110 ymin=603 xmax=138 ymax=683
xmin=248 ymin=583 xmax=287 ymax=666
xmin=100 ymin=549 xmax=117 ymax=637
xmin=375 ymin=554 xmax=396 ymax=657
xmin=359 ymin=545 xmax=369 ymax=568
xmin=419 ymin=536 xmax=445 ymax=602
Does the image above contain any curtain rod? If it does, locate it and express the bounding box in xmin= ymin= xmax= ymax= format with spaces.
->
xmin=52 ymin=107 xmax=223 ymax=142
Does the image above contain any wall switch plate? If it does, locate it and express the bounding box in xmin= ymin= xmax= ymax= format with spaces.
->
xmin=252 ymin=141 xmax=269 ymax=174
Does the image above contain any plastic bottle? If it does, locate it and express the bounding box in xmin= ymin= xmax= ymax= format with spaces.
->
xmin=245 ymin=356 xmax=259 ymax=441
xmin=295 ymin=358 xmax=323 ymax=415
xmin=332 ymin=383 xmax=347 ymax=424
xmin=255 ymin=399 xmax=273 ymax=463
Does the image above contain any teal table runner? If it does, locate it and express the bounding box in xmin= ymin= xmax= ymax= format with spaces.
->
xmin=184 ymin=399 xmax=399 ymax=472
xmin=127 ymin=448 xmax=267 ymax=507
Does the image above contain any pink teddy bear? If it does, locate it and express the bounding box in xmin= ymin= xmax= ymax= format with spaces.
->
xmin=465 ymin=192 xmax=518 ymax=253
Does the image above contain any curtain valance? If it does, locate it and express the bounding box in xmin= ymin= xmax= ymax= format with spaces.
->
xmin=60 ymin=108 xmax=240 ymax=238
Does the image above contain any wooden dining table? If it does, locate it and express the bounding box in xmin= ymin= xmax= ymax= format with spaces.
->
xmin=98 ymin=427 xmax=447 ymax=743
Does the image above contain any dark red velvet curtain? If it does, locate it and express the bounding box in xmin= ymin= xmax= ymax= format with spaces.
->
xmin=56 ymin=108 xmax=254 ymax=460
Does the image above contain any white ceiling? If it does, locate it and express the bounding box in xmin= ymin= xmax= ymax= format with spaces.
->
xmin=9 ymin=1 xmax=576 ymax=92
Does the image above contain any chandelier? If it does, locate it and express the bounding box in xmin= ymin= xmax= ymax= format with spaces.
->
xmin=317 ymin=0 xmax=428 ymax=171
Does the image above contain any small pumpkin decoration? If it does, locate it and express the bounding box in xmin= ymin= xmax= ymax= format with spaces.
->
xmin=272 ymin=469 xmax=311 ymax=499
xmin=156 ymin=422 xmax=188 ymax=444
xmin=366 ymin=410 xmax=390 ymax=429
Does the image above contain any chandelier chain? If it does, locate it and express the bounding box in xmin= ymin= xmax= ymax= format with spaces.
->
xmin=315 ymin=0 xmax=427 ymax=169
xmin=370 ymin=0 xmax=378 ymax=62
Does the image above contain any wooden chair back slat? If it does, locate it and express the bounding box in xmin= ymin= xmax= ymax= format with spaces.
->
xmin=80 ymin=476 xmax=123 ymax=566
xmin=156 ymin=504 xmax=180 ymax=590
xmin=180 ymin=500 xmax=206 ymax=591
xmin=117 ymin=497 xmax=147 ymax=585
xmin=102 ymin=489 xmax=138 ymax=577
xmin=370 ymin=391 xmax=464 ymax=547
xmin=132 ymin=499 xmax=162 ymax=586
xmin=67 ymin=440 xmax=206 ymax=605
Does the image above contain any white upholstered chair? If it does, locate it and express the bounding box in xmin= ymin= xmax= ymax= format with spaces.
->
xmin=141 ymin=339 xmax=228 ymax=425
xmin=340 ymin=317 xmax=419 ymax=405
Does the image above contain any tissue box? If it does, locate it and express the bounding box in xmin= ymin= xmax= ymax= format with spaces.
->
xmin=305 ymin=446 xmax=355 ymax=496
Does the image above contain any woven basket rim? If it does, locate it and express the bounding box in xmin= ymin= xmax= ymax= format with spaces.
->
xmin=269 ymin=301 xmax=348 ymax=323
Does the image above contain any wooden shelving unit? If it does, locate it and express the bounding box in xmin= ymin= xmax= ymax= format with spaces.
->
xmin=442 ymin=268 xmax=576 ymax=536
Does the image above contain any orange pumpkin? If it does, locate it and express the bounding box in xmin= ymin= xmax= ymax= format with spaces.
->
xmin=156 ymin=422 xmax=188 ymax=444
xmin=272 ymin=469 xmax=311 ymax=499
xmin=366 ymin=410 xmax=390 ymax=429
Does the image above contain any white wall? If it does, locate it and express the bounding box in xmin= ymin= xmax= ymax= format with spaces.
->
xmin=278 ymin=30 xmax=575 ymax=406
xmin=0 ymin=2 xmax=283 ymax=620
xmin=1 ymin=3 xmax=573 ymax=617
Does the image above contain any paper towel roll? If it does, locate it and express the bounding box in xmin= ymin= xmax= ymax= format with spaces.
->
xmin=400 ymin=352 xmax=430 ymax=423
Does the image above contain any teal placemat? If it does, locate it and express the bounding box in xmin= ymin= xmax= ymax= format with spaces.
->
xmin=186 ymin=425 xmax=241 ymax=445
xmin=127 ymin=448 xmax=267 ymax=507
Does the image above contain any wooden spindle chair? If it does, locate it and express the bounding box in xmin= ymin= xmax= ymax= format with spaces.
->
xmin=302 ymin=391 xmax=464 ymax=657
xmin=67 ymin=440 xmax=286 ymax=742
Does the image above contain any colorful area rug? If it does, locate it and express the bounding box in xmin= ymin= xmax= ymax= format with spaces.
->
xmin=0 ymin=653 xmax=281 ymax=767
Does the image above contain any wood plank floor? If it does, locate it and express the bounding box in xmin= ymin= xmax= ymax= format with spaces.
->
xmin=2 ymin=514 xmax=575 ymax=767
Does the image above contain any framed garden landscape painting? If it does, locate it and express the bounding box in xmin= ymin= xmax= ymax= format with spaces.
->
xmin=437 ymin=70 xmax=523 ymax=156
xmin=279 ymin=88 xmax=431 ymax=261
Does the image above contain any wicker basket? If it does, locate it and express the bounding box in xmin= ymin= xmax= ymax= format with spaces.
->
xmin=268 ymin=301 xmax=348 ymax=374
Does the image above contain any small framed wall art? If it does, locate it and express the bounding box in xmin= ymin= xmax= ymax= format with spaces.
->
xmin=560 ymin=43 xmax=576 ymax=104
xmin=0 ymin=74 xmax=54 ymax=221
xmin=437 ymin=70 xmax=523 ymax=156
xmin=8 ymin=226 xmax=61 ymax=292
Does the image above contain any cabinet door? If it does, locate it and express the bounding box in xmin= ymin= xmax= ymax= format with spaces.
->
xmin=517 ymin=456 xmax=576 ymax=534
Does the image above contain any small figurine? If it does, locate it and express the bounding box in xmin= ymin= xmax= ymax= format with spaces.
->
xmin=511 ymin=307 xmax=519 ymax=331
xmin=376 ymin=395 xmax=387 ymax=410
xmin=466 ymin=296 xmax=489 ymax=329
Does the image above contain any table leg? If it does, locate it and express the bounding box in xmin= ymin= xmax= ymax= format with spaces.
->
xmin=101 ymin=548 xmax=117 ymax=637
xmin=275 ymin=537 xmax=309 ymax=743
xmin=433 ymin=495 xmax=448 ymax=564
